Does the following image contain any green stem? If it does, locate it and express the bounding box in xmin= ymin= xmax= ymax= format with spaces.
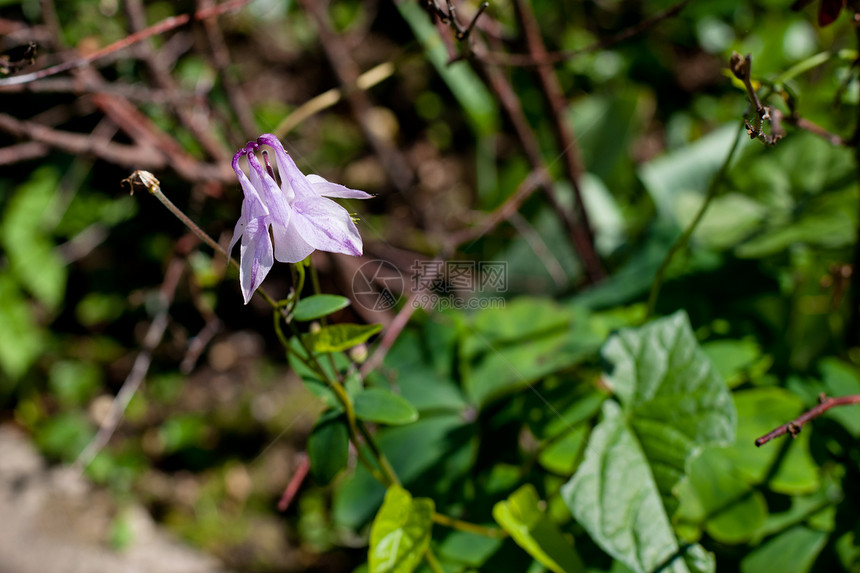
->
xmin=645 ymin=121 xmax=745 ymax=319
xmin=424 ymin=547 xmax=444 ymax=573
xmin=146 ymin=180 xmax=279 ymax=309
xmin=432 ymin=512 xmax=507 ymax=538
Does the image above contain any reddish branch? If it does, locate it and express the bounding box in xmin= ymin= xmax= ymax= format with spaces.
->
xmin=514 ymin=0 xmax=604 ymax=282
xmin=278 ymin=453 xmax=310 ymax=512
xmin=479 ymin=0 xmax=693 ymax=67
xmin=299 ymin=0 xmax=414 ymax=196
xmin=0 ymin=0 xmax=253 ymax=87
xmin=754 ymin=394 xmax=860 ymax=446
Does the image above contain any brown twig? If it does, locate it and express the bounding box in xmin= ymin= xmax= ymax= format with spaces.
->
xmin=0 ymin=77 xmax=205 ymax=105
xmin=0 ymin=141 xmax=49 ymax=164
xmin=514 ymin=0 xmax=604 ymax=282
xmin=299 ymin=0 xmax=414 ymax=195
xmin=124 ymin=0 xmax=229 ymax=160
xmin=74 ymin=251 xmax=185 ymax=471
xmin=0 ymin=0 xmax=254 ymax=87
xmin=278 ymin=453 xmax=310 ymax=512
xmin=478 ymin=0 xmax=693 ymax=66
xmin=754 ymin=394 xmax=860 ymax=446
xmin=0 ymin=112 xmax=232 ymax=181
xmin=447 ymin=167 xmax=547 ymax=247
xmin=197 ymin=0 xmax=257 ymax=136
xmin=478 ymin=47 xmax=603 ymax=283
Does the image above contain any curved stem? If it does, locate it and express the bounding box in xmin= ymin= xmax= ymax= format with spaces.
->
xmin=645 ymin=121 xmax=744 ymax=319
xmin=424 ymin=547 xmax=444 ymax=573
xmin=432 ymin=512 xmax=507 ymax=538
xmin=143 ymin=176 xmax=279 ymax=309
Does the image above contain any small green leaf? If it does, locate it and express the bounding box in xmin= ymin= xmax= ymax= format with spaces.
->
xmin=369 ymin=485 xmax=434 ymax=573
xmin=493 ymin=484 xmax=584 ymax=573
xmin=354 ymin=388 xmax=419 ymax=425
xmin=293 ymin=294 xmax=351 ymax=321
xmin=308 ymin=323 xmax=382 ymax=353
xmin=307 ymin=410 xmax=349 ymax=485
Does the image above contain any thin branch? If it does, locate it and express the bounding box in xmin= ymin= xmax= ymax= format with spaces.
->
xmin=124 ymin=0 xmax=229 ymax=160
xmin=755 ymin=394 xmax=860 ymax=446
xmin=277 ymin=453 xmax=310 ymax=511
xmin=0 ymin=111 xmax=232 ymax=181
xmin=646 ymin=121 xmax=744 ymax=318
xmin=197 ymin=0 xmax=257 ymax=136
xmin=74 ymin=252 xmax=184 ymax=471
xmin=514 ymin=0 xmax=604 ymax=282
xmin=0 ymin=0 xmax=254 ymax=87
xmin=478 ymin=43 xmax=603 ymax=283
xmin=478 ymin=0 xmax=693 ymax=66
xmin=299 ymin=0 xmax=414 ymax=195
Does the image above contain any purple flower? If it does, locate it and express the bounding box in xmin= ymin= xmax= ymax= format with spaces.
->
xmin=229 ymin=134 xmax=372 ymax=304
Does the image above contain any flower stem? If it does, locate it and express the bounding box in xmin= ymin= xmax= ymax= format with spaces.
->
xmin=432 ymin=512 xmax=507 ymax=538
xmin=645 ymin=121 xmax=744 ymax=319
xmin=142 ymin=176 xmax=280 ymax=308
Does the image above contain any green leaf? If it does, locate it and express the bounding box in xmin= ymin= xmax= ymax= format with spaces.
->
xmin=308 ymin=323 xmax=382 ymax=353
xmin=293 ymin=294 xmax=351 ymax=321
xmin=354 ymin=388 xmax=419 ymax=425
xmin=369 ymin=485 xmax=434 ymax=573
xmin=740 ymin=527 xmax=827 ymax=573
xmin=334 ymin=414 xmax=474 ymax=529
xmin=492 ymin=484 xmax=584 ymax=573
xmin=562 ymin=402 xmax=714 ymax=573
xmin=0 ymin=274 xmax=43 ymax=382
xmin=307 ymin=410 xmax=349 ymax=485
xmin=674 ymin=446 xmax=768 ymax=544
xmin=639 ymin=124 xmax=744 ymax=223
xmin=461 ymin=299 xmax=602 ymax=407
xmin=0 ymin=167 xmax=67 ymax=310
xmin=561 ymin=311 xmax=732 ymax=573
xmin=602 ymin=310 xmax=736 ymax=503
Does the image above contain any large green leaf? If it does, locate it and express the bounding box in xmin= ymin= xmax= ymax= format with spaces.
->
xmin=561 ymin=311 xmax=733 ymax=573
xmin=492 ymin=484 xmax=584 ymax=573
xmin=602 ymin=311 xmax=736 ymax=502
xmin=561 ymin=401 xmax=712 ymax=573
xmin=369 ymin=485 xmax=434 ymax=573
xmin=293 ymin=294 xmax=351 ymax=321
xmin=307 ymin=410 xmax=349 ymax=485
xmin=354 ymin=388 xmax=419 ymax=425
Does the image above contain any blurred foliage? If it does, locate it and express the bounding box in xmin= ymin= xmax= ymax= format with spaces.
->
xmin=3 ymin=0 xmax=860 ymax=572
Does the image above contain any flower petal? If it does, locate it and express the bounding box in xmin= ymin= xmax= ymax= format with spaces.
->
xmin=256 ymin=133 xmax=318 ymax=201
xmin=239 ymin=216 xmax=274 ymax=304
xmin=290 ymin=197 xmax=363 ymax=256
xmin=306 ymin=174 xmax=373 ymax=199
xmin=272 ymin=221 xmax=316 ymax=263
xmin=247 ymin=150 xmax=291 ymax=227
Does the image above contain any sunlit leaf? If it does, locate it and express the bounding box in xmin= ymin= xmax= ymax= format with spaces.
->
xmin=369 ymin=486 xmax=434 ymax=573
